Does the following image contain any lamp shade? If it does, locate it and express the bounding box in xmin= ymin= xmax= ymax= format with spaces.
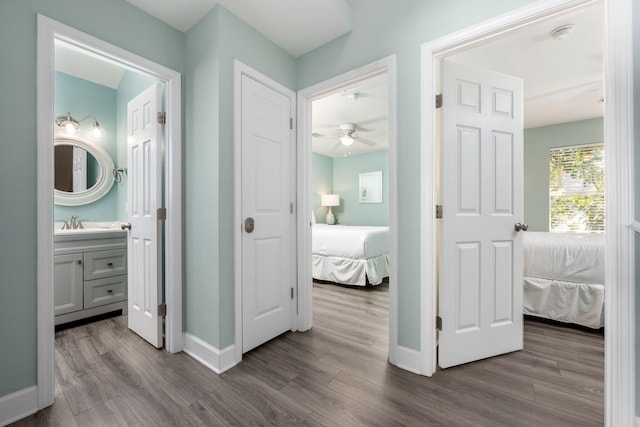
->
xmin=321 ymin=194 xmax=340 ymax=207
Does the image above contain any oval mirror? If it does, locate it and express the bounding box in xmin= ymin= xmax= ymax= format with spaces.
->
xmin=54 ymin=133 xmax=115 ymax=206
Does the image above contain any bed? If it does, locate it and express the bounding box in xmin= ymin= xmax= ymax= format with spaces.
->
xmin=312 ymin=224 xmax=390 ymax=286
xmin=523 ymin=232 xmax=605 ymax=329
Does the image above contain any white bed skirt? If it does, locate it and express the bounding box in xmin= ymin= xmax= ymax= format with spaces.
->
xmin=524 ymin=276 xmax=604 ymax=329
xmin=312 ymin=254 xmax=389 ymax=286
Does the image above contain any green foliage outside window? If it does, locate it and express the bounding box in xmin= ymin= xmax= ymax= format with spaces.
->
xmin=549 ymin=144 xmax=604 ymax=232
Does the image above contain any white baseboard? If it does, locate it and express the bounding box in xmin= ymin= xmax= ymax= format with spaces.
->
xmin=0 ymin=386 xmax=38 ymax=426
xmin=183 ymin=333 xmax=238 ymax=374
xmin=636 ymin=415 xmax=640 ymax=427
xmin=391 ymin=345 xmax=422 ymax=375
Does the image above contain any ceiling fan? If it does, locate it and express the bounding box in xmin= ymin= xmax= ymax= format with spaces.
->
xmin=313 ymin=123 xmax=380 ymax=149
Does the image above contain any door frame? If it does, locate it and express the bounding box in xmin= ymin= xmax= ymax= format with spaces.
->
xmin=296 ymin=56 xmax=400 ymax=366
xmin=233 ymin=60 xmax=298 ymax=363
xmin=420 ymin=0 xmax=634 ymax=424
xmin=36 ymin=15 xmax=183 ymax=409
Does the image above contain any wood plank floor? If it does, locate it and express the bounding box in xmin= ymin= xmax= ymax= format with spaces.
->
xmin=13 ymin=282 xmax=604 ymax=426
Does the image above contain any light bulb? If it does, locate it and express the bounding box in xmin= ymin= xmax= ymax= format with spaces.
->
xmin=91 ymin=120 xmax=104 ymax=138
xmin=340 ymin=135 xmax=354 ymax=146
xmin=65 ymin=122 xmax=77 ymax=134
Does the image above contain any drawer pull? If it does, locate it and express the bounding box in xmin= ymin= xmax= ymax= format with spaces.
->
xmin=107 ymin=289 xmax=113 ymax=293
xmin=107 ymin=262 xmax=114 ymax=267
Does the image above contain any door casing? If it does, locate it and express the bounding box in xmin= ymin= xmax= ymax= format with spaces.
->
xmin=421 ymin=0 xmax=634 ymax=424
xmin=36 ymin=15 xmax=183 ymax=409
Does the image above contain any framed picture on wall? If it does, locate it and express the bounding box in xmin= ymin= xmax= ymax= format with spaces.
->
xmin=359 ymin=171 xmax=382 ymax=203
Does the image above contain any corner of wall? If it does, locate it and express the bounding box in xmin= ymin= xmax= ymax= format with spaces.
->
xmin=183 ymin=333 xmax=237 ymax=374
xmin=0 ymin=386 xmax=38 ymax=426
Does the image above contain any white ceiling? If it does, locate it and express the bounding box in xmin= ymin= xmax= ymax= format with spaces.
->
xmin=55 ymin=41 xmax=125 ymax=89
xmin=125 ymin=0 xmax=353 ymax=57
xmin=450 ymin=2 xmax=604 ymax=129
xmin=312 ymin=75 xmax=388 ymax=158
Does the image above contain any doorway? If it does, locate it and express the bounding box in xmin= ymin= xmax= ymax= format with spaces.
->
xmin=36 ymin=15 xmax=183 ymax=409
xmin=420 ymin=0 xmax=634 ymax=423
xmin=296 ymin=55 xmax=401 ymax=366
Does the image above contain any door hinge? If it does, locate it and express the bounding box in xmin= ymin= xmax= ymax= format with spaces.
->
xmin=435 ymin=94 xmax=443 ymax=109
xmin=290 ymin=117 xmax=293 ymax=130
xmin=436 ymin=205 xmax=443 ymax=219
xmin=157 ymin=112 xmax=166 ymax=124
xmin=291 ymin=287 xmax=294 ymax=299
xmin=436 ymin=315 xmax=442 ymax=331
xmin=158 ymin=303 xmax=167 ymax=317
xmin=157 ymin=207 xmax=167 ymax=221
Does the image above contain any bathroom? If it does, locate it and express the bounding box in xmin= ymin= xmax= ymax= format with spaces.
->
xmin=53 ymin=40 xmax=164 ymax=333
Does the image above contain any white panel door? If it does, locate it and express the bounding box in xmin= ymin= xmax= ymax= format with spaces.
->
xmin=439 ymin=60 xmax=524 ymax=368
xmin=126 ymin=83 xmax=163 ymax=348
xmin=241 ymin=74 xmax=294 ymax=353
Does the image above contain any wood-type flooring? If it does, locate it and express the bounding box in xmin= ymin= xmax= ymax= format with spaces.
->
xmin=13 ymin=281 xmax=604 ymax=426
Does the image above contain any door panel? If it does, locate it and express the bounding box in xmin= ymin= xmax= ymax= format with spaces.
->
xmin=127 ymin=83 xmax=163 ymax=348
xmin=439 ymin=60 xmax=524 ymax=368
xmin=241 ymin=74 xmax=294 ymax=353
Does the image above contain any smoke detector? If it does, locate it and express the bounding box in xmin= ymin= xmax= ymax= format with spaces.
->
xmin=551 ymin=24 xmax=574 ymax=40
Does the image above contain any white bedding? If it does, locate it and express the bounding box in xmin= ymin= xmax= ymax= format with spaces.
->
xmin=523 ymin=232 xmax=605 ymax=328
xmin=312 ymin=224 xmax=390 ymax=286
xmin=312 ymin=224 xmax=389 ymax=259
xmin=524 ymin=232 xmax=605 ymax=284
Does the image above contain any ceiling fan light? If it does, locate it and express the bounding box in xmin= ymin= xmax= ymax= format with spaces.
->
xmin=340 ymin=135 xmax=354 ymax=146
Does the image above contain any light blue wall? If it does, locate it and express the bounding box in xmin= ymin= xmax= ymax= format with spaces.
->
xmin=115 ymin=71 xmax=159 ymax=222
xmin=312 ymin=152 xmax=334 ymax=223
xmin=54 ymin=71 xmax=118 ymax=222
xmin=184 ymin=5 xmax=296 ymax=349
xmin=0 ymin=0 xmax=184 ymax=399
xmin=333 ymin=150 xmax=389 ymax=226
xmin=297 ymin=0 xmax=536 ymax=349
xmin=523 ymin=118 xmax=604 ymax=232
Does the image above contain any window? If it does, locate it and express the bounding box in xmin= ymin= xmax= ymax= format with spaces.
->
xmin=549 ymin=144 xmax=604 ymax=232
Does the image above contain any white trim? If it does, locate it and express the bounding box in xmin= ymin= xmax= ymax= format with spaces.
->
xmin=296 ymin=56 xmax=400 ymax=366
xmin=233 ymin=60 xmax=298 ymax=365
xmin=420 ymin=0 xmax=634 ymax=423
xmin=394 ymin=346 xmax=422 ymax=375
xmin=603 ymin=0 xmax=635 ymax=424
xmin=37 ymin=14 xmax=183 ymax=411
xmin=183 ymin=333 xmax=238 ymax=374
xmin=0 ymin=386 xmax=38 ymax=426
xmin=635 ymin=416 xmax=640 ymax=427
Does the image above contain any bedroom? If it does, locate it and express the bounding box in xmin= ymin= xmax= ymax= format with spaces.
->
xmin=309 ymin=0 xmax=604 ymax=371
xmin=309 ymin=73 xmax=391 ymax=347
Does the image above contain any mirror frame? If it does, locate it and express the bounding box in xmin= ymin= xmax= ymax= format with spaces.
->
xmin=54 ymin=132 xmax=115 ymax=206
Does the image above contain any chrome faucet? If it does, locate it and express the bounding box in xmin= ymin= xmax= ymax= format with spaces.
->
xmin=70 ymin=215 xmax=78 ymax=230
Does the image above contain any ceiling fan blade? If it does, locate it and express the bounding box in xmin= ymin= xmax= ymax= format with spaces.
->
xmin=356 ymin=116 xmax=388 ymax=128
xmin=333 ymin=141 xmax=342 ymax=151
xmin=357 ymin=137 xmax=378 ymax=147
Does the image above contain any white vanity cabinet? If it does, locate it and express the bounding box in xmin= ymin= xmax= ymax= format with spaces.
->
xmin=54 ymin=230 xmax=128 ymax=325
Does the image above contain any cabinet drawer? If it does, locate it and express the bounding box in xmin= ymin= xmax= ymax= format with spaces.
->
xmin=84 ymin=249 xmax=127 ymax=280
xmin=84 ymin=276 xmax=127 ymax=309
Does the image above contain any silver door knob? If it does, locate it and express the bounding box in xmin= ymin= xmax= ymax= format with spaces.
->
xmin=244 ymin=217 xmax=255 ymax=233
xmin=514 ymin=223 xmax=528 ymax=232
xmin=121 ymin=223 xmax=132 ymax=230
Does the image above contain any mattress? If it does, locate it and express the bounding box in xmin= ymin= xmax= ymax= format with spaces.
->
xmin=312 ymin=224 xmax=389 ymax=259
xmin=523 ymin=232 xmax=605 ymax=285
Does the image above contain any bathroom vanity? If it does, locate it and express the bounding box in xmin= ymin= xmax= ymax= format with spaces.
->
xmin=54 ymin=226 xmax=127 ymax=325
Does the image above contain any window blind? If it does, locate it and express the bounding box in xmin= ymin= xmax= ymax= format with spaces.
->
xmin=549 ymin=144 xmax=605 ymax=232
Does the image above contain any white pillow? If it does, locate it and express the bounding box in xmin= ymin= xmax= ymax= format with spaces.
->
xmin=311 ymin=210 xmax=316 ymax=224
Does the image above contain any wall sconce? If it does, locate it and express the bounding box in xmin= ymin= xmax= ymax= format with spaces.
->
xmin=55 ymin=112 xmax=104 ymax=138
xmin=321 ymin=194 xmax=340 ymax=225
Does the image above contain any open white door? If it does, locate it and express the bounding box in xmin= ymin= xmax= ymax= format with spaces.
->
xmin=241 ymin=74 xmax=294 ymax=353
xmin=126 ymin=83 xmax=163 ymax=348
xmin=438 ymin=60 xmax=524 ymax=368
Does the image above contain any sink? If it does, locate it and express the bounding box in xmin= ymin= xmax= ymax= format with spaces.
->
xmin=54 ymin=221 xmax=125 ymax=235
